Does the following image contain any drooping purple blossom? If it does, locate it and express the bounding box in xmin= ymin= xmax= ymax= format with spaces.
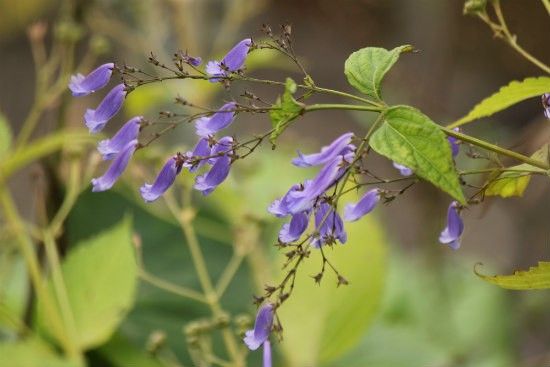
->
xmin=393 ymin=162 xmax=413 ymax=176
xmin=268 ymin=182 xmax=310 ymax=218
xmin=84 ymin=83 xmax=126 ymax=133
xmin=448 ymin=127 xmax=460 ymax=158
xmin=279 ymin=211 xmax=310 ymax=243
xmin=344 ymin=188 xmax=381 ymax=222
xmin=206 ymin=38 xmax=252 ymax=81
xmin=194 ymin=137 xmax=234 ymax=195
xmin=140 ymin=153 xmax=185 ymax=203
xmin=91 ymin=139 xmax=137 ymax=192
xmin=542 ymin=93 xmax=550 ymax=119
xmin=439 ymin=201 xmax=464 ymax=250
xmin=69 ymin=63 xmax=114 ymax=97
xmin=178 ymin=50 xmax=202 ymax=67
xmin=97 ymin=116 xmax=142 ymax=160
xmin=292 ymin=132 xmax=354 ymax=167
xmin=183 ymin=138 xmax=211 ymax=173
xmin=244 ymin=303 xmax=274 ymax=351
xmin=263 ymin=340 xmax=272 ymax=367
xmin=195 ymin=102 xmax=237 ymax=137
xmin=311 ymin=202 xmax=347 ymax=248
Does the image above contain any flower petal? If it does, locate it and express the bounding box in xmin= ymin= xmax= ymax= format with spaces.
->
xmin=195 ymin=102 xmax=237 ymax=137
xmin=69 ymin=63 xmax=114 ymax=97
xmin=91 ymin=139 xmax=137 ymax=192
xmin=97 ymin=116 xmax=142 ymax=160
xmin=279 ymin=211 xmax=310 ymax=243
xmin=184 ymin=138 xmax=211 ymax=173
xmin=85 ymin=84 xmax=126 ymax=133
xmin=392 ymin=162 xmax=413 ymax=176
xmin=292 ymin=132 xmax=354 ymax=167
xmin=438 ymin=201 xmax=464 ymax=249
xmin=344 ymin=189 xmax=380 ymax=222
xmin=263 ymin=341 xmax=272 ymax=367
xmin=140 ymin=154 xmax=184 ymax=203
xmin=194 ymin=155 xmax=231 ymax=195
xmin=243 ymin=303 xmax=274 ymax=351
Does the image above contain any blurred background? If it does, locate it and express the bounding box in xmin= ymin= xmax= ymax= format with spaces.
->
xmin=0 ymin=1 xmax=549 ymax=366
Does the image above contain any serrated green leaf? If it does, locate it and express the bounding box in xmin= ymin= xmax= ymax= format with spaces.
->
xmin=0 ymin=111 xmax=12 ymax=158
xmin=370 ymin=106 xmax=465 ymax=203
xmin=37 ymin=217 xmax=138 ymax=350
xmin=269 ymin=78 xmax=304 ymax=144
xmin=485 ymin=144 xmax=549 ymax=197
xmin=0 ymin=337 xmax=80 ymax=367
xmin=344 ymin=45 xmax=413 ymax=102
xmin=453 ymin=77 xmax=550 ymax=126
xmin=475 ymin=262 xmax=550 ymax=290
xmin=279 ymin=206 xmax=387 ymax=366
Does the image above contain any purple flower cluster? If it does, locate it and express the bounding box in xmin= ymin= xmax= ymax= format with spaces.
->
xmin=269 ymin=133 xmax=381 ymax=247
xmin=70 ymin=39 xmax=252 ymax=201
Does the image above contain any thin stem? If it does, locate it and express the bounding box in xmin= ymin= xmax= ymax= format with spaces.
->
xmin=304 ymin=103 xmax=383 ymax=113
xmin=215 ymin=253 xmax=245 ymax=298
xmin=459 ymin=167 xmax=545 ymax=176
xmin=49 ymin=157 xmax=80 ymax=237
xmin=542 ymin=0 xmax=550 ymax=15
xmin=492 ymin=1 xmax=550 ymax=73
xmin=440 ymin=127 xmax=550 ymax=170
xmin=138 ymin=270 xmax=207 ymax=303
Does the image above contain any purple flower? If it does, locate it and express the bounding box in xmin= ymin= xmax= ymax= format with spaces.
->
xmin=183 ymin=138 xmax=211 ymax=173
xmin=195 ymin=102 xmax=237 ymax=137
xmin=178 ymin=50 xmax=202 ymax=67
xmin=91 ymin=139 xmax=137 ymax=192
xmin=263 ymin=340 xmax=272 ymax=367
xmin=439 ymin=201 xmax=464 ymax=250
xmin=194 ymin=137 xmax=233 ymax=195
xmin=69 ymin=63 xmax=114 ymax=97
xmin=448 ymin=127 xmax=460 ymax=158
xmin=97 ymin=116 xmax=142 ymax=160
xmin=344 ymin=188 xmax=381 ymax=222
xmin=206 ymin=38 xmax=252 ymax=81
xmin=85 ymin=83 xmax=126 ymax=133
xmin=268 ymin=182 xmax=309 ymax=217
xmin=140 ymin=153 xmax=185 ymax=202
xmin=279 ymin=211 xmax=310 ymax=243
xmin=311 ymin=202 xmax=347 ymax=248
xmin=292 ymin=132 xmax=354 ymax=167
xmin=542 ymin=93 xmax=550 ymax=119
xmin=393 ymin=162 xmax=413 ymax=176
xmin=244 ymin=303 xmax=273 ymax=351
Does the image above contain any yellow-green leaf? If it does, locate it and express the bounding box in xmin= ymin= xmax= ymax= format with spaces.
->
xmin=0 ymin=111 xmax=12 ymax=158
xmin=269 ymin=78 xmax=304 ymax=144
xmin=453 ymin=77 xmax=550 ymax=127
xmin=485 ymin=144 xmax=549 ymax=198
xmin=475 ymin=262 xmax=550 ymax=290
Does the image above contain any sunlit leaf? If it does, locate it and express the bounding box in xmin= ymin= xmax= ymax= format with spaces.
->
xmin=0 ymin=337 xmax=79 ymax=367
xmin=485 ymin=144 xmax=549 ymax=198
xmin=452 ymin=77 xmax=550 ymax=127
xmin=370 ymin=106 xmax=465 ymax=203
xmin=475 ymin=262 xmax=550 ymax=290
xmin=344 ymin=45 xmax=413 ymax=102
xmin=37 ymin=217 xmax=138 ymax=350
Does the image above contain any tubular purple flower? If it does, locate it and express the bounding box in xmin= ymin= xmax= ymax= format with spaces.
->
xmin=183 ymin=138 xmax=211 ymax=173
xmin=178 ymin=50 xmax=202 ymax=67
xmin=286 ymin=156 xmax=348 ymax=214
xmin=268 ymin=182 xmax=309 ymax=217
xmin=279 ymin=211 xmax=310 ymax=243
xmin=542 ymin=93 xmax=550 ymax=119
xmin=448 ymin=127 xmax=460 ymax=158
xmin=393 ymin=162 xmax=413 ymax=176
xmin=140 ymin=153 xmax=185 ymax=203
xmin=98 ymin=116 xmax=142 ymax=160
xmin=85 ymin=83 xmax=126 ymax=133
xmin=206 ymin=38 xmax=252 ymax=81
xmin=195 ymin=102 xmax=237 ymax=137
xmin=244 ymin=303 xmax=274 ymax=351
xmin=311 ymin=202 xmax=347 ymax=248
xmin=344 ymin=189 xmax=381 ymax=222
xmin=194 ymin=155 xmax=231 ymax=195
xmin=439 ymin=201 xmax=464 ymax=250
xmin=91 ymin=139 xmax=137 ymax=192
xmin=292 ymin=132 xmax=354 ymax=167
xmin=263 ymin=341 xmax=272 ymax=367
xmin=69 ymin=63 xmax=114 ymax=97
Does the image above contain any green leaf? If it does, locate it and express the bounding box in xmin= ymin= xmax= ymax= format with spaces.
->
xmin=96 ymin=333 xmax=165 ymax=367
xmin=485 ymin=144 xmax=549 ymax=198
xmin=269 ymin=78 xmax=305 ymax=144
xmin=0 ymin=111 xmax=12 ymax=158
xmin=453 ymin=77 xmax=550 ymax=126
xmin=279 ymin=207 xmax=387 ymax=366
xmin=370 ymin=106 xmax=466 ymax=203
xmin=475 ymin=262 xmax=550 ymax=290
xmin=37 ymin=217 xmax=138 ymax=350
xmin=0 ymin=337 xmax=79 ymax=367
xmin=344 ymin=45 xmax=413 ymax=102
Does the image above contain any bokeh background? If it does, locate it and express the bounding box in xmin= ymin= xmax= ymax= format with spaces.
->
xmin=0 ymin=1 xmax=549 ymax=366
